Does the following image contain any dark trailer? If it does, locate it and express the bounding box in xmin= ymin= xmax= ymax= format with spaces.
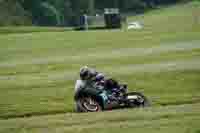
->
xmin=104 ymin=8 xmax=122 ymax=29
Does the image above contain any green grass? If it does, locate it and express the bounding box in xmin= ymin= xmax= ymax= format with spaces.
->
xmin=0 ymin=103 xmax=200 ymax=133
xmin=0 ymin=26 xmax=72 ymax=34
xmin=0 ymin=1 xmax=200 ymax=133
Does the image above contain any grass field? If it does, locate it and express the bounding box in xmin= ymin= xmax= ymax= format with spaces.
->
xmin=1 ymin=103 xmax=200 ymax=133
xmin=0 ymin=1 xmax=200 ymax=133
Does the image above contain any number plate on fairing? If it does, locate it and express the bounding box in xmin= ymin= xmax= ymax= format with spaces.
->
xmin=127 ymin=95 xmax=138 ymax=100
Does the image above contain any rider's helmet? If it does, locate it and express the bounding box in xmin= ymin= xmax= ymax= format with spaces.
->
xmin=80 ymin=66 xmax=97 ymax=81
xmin=80 ymin=66 xmax=90 ymax=80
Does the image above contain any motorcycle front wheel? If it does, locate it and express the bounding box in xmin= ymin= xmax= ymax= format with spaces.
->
xmin=76 ymin=97 xmax=102 ymax=112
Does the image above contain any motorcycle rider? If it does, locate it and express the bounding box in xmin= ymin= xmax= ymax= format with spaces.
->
xmin=74 ymin=66 xmax=99 ymax=99
xmin=74 ymin=66 xmax=124 ymax=103
xmin=75 ymin=66 xmax=114 ymax=94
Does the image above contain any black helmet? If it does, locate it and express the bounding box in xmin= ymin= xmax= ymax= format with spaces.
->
xmin=80 ymin=66 xmax=98 ymax=81
xmin=80 ymin=66 xmax=90 ymax=80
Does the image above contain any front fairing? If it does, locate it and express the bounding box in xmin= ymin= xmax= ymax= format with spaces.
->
xmin=99 ymin=90 xmax=109 ymax=107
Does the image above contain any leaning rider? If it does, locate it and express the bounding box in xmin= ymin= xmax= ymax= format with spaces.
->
xmin=74 ymin=66 xmax=123 ymax=102
xmin=74 ymin=66 xmax=98 ymax=97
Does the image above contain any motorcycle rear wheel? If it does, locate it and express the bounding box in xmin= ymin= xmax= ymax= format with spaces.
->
xmin=125 ymin=92 xmax=150 ymax=108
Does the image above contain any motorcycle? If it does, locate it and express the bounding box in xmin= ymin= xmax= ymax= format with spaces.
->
xmin=74 ymin=83 xmax=150 ymax=112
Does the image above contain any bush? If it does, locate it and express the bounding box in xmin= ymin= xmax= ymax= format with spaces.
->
xmin=38 ymin=2 xmax=61 ymax=26
xmin=0 ymin=0 xmax=31 ymax=26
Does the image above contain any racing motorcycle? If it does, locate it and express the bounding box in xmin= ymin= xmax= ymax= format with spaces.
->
xmin=74 ymin=82 xmax=150 ymax=112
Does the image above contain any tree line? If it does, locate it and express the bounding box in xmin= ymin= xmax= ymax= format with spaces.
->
xmin=1 ymin=0 xmax=192 ymax=26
